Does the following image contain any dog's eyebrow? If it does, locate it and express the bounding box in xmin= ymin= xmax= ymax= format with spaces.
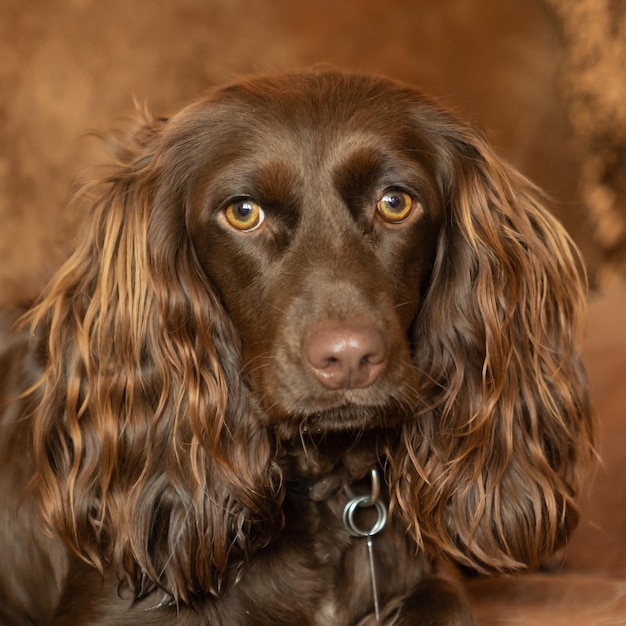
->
xmin=201 ymin=158 xmax=300 ymax=202
xmin=253 ymin=160 xmax=302 ymax=207
xmin=332 ymin=146 xmax=385 ymax=204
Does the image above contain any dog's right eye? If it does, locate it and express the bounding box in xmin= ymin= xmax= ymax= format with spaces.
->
xmin=224 ymin=200 xmax=266 ymax=232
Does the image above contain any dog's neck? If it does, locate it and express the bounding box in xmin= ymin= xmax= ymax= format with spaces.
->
xmin=279 ymin=429 xmax=389 ymax=502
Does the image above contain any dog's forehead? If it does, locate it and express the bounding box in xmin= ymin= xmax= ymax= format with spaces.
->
xmin=208 ymin=88 xmax=421 ymax=161
xmin=213 ymin=72 xmax=412 ymax=115
xmin=203 ymin=73 xmax=422 ymax=144
xmin=165 ymin=74 xmax=441 ymax=191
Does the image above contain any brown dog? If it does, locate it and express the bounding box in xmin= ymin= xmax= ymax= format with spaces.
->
xmin=0 ymin=70 xmax=593 ymax=625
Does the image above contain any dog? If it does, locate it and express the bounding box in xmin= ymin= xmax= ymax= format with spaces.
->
xmin=0 ymin=69 xmax=594 ymax=625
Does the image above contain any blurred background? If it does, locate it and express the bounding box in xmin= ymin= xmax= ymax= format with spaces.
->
xmin=1 ymin=0 xmax=625 ymax=623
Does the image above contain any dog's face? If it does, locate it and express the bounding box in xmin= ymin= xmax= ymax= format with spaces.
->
xmin=177 ymin=74 xmax=444 ymax=434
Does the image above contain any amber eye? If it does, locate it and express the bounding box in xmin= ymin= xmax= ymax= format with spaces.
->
xmin=224 ymin=199 xmax=265 ymax=231
xmin=376 ymin=190 xmax=415 ymax=223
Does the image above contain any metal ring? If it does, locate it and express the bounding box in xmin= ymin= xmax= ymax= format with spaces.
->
xmin=342 ymin=495 xmax=388 ymax=538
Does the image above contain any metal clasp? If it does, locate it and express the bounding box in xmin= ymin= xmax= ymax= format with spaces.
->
xmin=342 ymin=468 xmax=388 ymax=623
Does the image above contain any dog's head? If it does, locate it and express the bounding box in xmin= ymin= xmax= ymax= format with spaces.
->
xmin=178 ymin=73 xmax=449 ymax=435
xmin=25 ymin=70 xmax=594 ymax=601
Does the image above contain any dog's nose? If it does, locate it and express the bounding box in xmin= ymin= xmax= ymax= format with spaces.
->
xmin=303 ymin=323 xmax=387 ymax=390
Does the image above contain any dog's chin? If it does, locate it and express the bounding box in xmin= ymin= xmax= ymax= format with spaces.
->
xmin=271 ymin=400 xmax=411 ymax=441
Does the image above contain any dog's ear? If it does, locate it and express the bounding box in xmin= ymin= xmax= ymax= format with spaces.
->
xmin=388 ymin=107 xmax=595 ymax=572
xmin=25 ymin=105 xmax=281 ymax=602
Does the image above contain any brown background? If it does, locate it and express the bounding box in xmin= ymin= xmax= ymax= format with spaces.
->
xmin=1 ymin=1 xmax=625 ymax=623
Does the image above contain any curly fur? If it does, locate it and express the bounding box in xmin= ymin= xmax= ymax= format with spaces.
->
xmin=0 ymin=69 xmax=593 ymax=625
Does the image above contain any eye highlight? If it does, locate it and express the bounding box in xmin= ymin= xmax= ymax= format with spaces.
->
xmin=224 ymin=199 xmax=265 ymax=232
xmin=376 ymin=190 xmax=416 ymax=223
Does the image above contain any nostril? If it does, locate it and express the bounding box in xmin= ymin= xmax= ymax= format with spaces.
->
xmin=303 ymin=323 xmax=387 ymax=390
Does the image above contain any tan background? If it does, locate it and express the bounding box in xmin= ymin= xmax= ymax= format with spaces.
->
xmin=1 ymin=1 xmax=625 ymax=623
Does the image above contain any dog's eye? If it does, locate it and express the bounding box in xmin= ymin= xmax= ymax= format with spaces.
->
xmin=376 ymin=191 xmax=415 ymax=223
xmin=224 ymin=200 xmax=266 ymax=232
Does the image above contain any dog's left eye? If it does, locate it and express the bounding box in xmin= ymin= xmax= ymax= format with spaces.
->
xmin=224 ymin=200 xmax=266 ymax=232
xmin=376 ymin=190 xmax=416 ymax=223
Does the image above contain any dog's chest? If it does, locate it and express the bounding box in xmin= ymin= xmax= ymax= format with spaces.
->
xmin=251 ymin=484 xmax=429 ymax=625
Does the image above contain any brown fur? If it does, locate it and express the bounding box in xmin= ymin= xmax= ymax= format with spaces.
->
xmin=0 ymin=70 xmax=593 ymax=625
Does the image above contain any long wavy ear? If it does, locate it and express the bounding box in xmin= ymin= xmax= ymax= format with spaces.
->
xmin=24 ymin=106 xmax=282 ymax=603
xmin=388 ymin=108 xmax=595 ymax=573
